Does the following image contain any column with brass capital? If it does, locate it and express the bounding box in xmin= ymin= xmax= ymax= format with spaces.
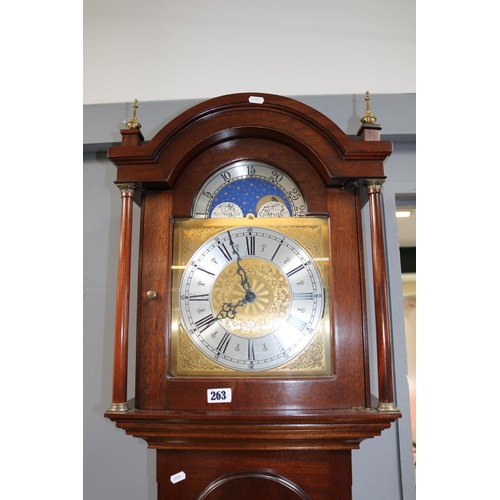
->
xmin=108 ymin=183 xmax=138 ymax=412
xmin=365 ymin=179 xmax=398 ymax=412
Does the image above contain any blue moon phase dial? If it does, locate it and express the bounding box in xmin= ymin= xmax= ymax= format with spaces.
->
xmin=192 ymin=161 xmax=306 ymax=218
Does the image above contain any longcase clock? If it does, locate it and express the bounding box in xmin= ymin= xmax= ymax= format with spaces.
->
xmin=105 ymin=92 xmax=401 ymax=499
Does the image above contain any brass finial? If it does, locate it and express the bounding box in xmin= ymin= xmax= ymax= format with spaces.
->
xmin=126 ymin=99 xmax=142 ymax=129
xmin=361 ymin=91 xmax=377 ymax=124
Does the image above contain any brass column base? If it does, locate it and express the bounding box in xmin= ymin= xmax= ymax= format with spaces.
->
xmin=107 ymin=402 xmax=129 ymax=413
xmin=377 ymin=402 xmax=399 ymax=413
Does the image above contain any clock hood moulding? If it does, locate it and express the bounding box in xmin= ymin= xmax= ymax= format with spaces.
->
xmin=107 ymin=92 xmax=392 ymax=189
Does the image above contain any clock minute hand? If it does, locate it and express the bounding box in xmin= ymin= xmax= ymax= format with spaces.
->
xmin=227 ymin=231 xmax=253 ymax=294
xmin=236 ymin=264 xmax=251 ymax=293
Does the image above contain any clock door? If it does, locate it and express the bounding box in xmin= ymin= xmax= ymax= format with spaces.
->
xmin=132 ymin=128 xmax=368 ymax=411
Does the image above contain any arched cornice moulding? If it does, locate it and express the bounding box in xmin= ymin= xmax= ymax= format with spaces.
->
xmin=108 ymin=93 xmax=392 ymax=189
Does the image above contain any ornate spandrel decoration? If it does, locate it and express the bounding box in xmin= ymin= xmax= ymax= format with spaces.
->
xmin=181 ymin=227 xmax=224 ymax=262
xmin=178 ymin=325 xmax=231 ymax=372
xmin=281 ymin=226 xmax=322 ymax=257
xmin=279 ymin=333 xmax=326 ymax=371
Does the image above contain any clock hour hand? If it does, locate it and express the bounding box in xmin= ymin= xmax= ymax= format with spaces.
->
xmin=216 ymin=298 xmax=247 ymax=320
xmin=216 ymin=283 xmax=257 ymax=320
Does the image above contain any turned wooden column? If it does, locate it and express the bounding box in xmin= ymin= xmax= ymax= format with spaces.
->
xmin=108 ymin=182 xmax=138 ymax=412
xmin=365 ymin=179 xmax=398 ymax=411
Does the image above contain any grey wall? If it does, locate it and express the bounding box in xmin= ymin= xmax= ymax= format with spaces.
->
xmin=83 ymin=93 xmax=416 ymax=500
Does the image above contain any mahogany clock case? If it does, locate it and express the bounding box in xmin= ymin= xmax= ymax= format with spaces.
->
xmin=104 ymin=92 xmax=402 ymax=500
xmin=107 ymin=93 xmax=392 ymax=414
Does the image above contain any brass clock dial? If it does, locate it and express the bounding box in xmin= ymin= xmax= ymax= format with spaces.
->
xmin=171 ymin=217 xmax=332 ymax=377
xmin=192 ymin=161 xmax=307 ymax=218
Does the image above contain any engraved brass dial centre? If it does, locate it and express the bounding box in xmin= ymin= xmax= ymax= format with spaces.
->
xmin=211 ymin=258 xmax=291 ymax=337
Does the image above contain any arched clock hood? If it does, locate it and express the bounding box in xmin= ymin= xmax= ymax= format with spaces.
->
xmin=108 ymin=92 xmax=392 ymax=189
